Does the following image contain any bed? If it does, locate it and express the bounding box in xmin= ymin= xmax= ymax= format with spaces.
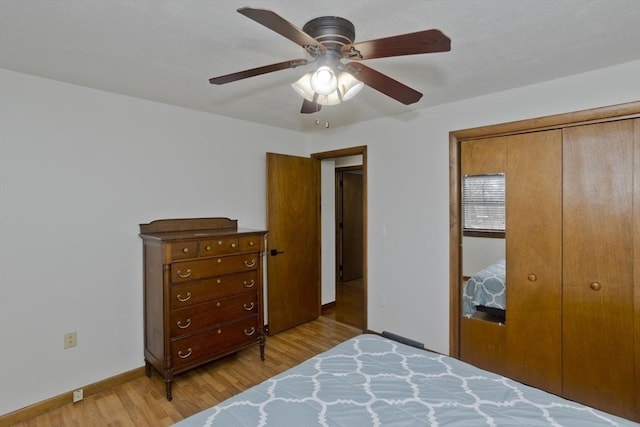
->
xmin=173 ymin=334 xmax=637 ymax=426
xmin=462 ymin=259 xmax=506 ymax=319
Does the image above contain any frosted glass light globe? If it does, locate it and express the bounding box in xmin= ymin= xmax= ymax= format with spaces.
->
xmin=310 ymin=66 xmax=338 ymax=95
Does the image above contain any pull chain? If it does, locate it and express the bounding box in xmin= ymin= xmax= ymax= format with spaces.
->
xmin=314 ymin=104 xmax=329 ymax=128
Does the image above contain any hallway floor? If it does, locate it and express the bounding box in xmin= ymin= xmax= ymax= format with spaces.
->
xmin=323 ymin=278 xmax=364 ymax=330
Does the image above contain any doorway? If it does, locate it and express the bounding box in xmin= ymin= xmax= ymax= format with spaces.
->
xmin=312 ymin=146 xmax=367 ymax=332
xmin=335 ymin=167 xmax=364 ymax=328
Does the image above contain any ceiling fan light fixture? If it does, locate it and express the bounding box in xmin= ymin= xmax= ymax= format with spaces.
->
xmin=211 ymin=8 xmax=452 ymax=115
xmin=310 ymin=65 xmax=338 ymax=95
xmin=291 ymin=73 xmax=315 ymax=101
xmin=337 ymin=72 xmax=364 ymax=101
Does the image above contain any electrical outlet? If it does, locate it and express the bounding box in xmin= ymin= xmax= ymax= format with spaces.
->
xmin=64 ymin=332 xmax=77 ymax=349
xmin=73 ymin=389 xmax=83 ymax=402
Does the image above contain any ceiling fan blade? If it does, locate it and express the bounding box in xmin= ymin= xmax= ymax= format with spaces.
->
xmin=342 ymin=29 xmax=450 ymax=60
xmin=209 ymin=59 xmax=308 ymax=85
xmin=301 ymin=99 xmax=321 ymax=114
xmin=238 ymin=7 xmax=326 ymax=55
xmin=345 ymin=63 xmax=423 ymax=105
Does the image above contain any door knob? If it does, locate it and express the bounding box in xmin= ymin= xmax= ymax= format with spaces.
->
xmin=270 ymin=249 xmax=284 ymax=256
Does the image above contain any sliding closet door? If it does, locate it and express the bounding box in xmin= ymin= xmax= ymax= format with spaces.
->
xmin=563 ymin=120 xmax=636 ymax=419
xmin=504 ymin=130 xmax=562 ymax=393
xmin=459 ymin=137 xmax=507 ymax=375
xmin=635 ymin=119 xmax=640 ymax=423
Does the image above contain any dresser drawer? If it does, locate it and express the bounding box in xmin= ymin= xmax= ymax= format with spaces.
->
xmin=198 ymin=237 xmax=239 ymax=257
xmin=170 ymin=292 xmax=258 ymax=337
xmin=170 ymin=241 xmax=198 ymax=260
xmin=170 ymin=271 xmax=258 ymax=309
xmin=239 ymin=234 xmax=263 ymax=252
xmin=171 ymin=316 xmax=259 ymax=370
xmin=171 ymin=253 xmax=259 ymax=283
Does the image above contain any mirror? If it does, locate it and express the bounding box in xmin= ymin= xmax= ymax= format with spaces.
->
xmin=460 ymin=138 xmax=507 ymax=324
xmin=462 ymin=232 xmax=505 ymax=322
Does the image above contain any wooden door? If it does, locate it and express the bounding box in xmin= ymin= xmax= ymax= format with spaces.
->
xmin=562 ymin=120 xmax=636 ymax=418
xmin=459 ymin=136 xmax=507 ymax=375
xmin=339 ymin=170 xmax=363 ymax=281
xmin=505 ymin=130 xmax=562 ymax=393
xmin=266 ymin=153 xmax=320 ymax=335
xmin=635 ymin=119 xmax=640 ymax=423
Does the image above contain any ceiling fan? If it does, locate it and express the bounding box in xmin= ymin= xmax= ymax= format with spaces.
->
xmin=209 ymin=7 xmax=451 ymax=114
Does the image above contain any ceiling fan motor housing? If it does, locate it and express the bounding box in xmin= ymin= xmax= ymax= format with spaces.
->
xmin=303 ymin=16 xmax=355 ymax=51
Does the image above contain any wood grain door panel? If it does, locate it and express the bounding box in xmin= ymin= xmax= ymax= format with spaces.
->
xmin=634 ymin=119 xmax=640 ymax=422
xmin=266 ymin=153 xmax=320 ymax=335
xmin=562 ymin=120 xmax=636 ymax=418
xmin=340 ymin=171 xmax=363 ymax=281
xmin=505 ymin=130 xmax=563 ymax=393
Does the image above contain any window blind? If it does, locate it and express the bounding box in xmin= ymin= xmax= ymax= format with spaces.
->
xmin=462 ymin=174 xmax=505 ymax=232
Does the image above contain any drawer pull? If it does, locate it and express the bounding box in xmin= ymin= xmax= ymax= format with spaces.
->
xmin=217 ymin=240 xmax=223 ymax=246
xmin=216 ymin=302 xmax=221 ymax=307
xmin=178 ymin=348 xmax=192 ymax=359
xmin=231 ymin=243 xmax=237 ymax=248
xmin=217 ymin=259 xmax=222 ymax=264
xmin=176 ymin=292 xmax=192 ymax=302
xmin=527 ymin=274 xmax=537 ymax=282
xmin=177 ymin=269 xmax=192 ymax=278
xmin=177 ymin=319 xmax=191 ymax=329
xmin=205 ymin=245 xmax=211 ymax=251
xmin=249 ymin=241 xmax=255 ymax=247
xmin=244 ymin=259 xmax=256 ymax=268
xmin=590 ymin=282 xmax=601 ymax=291
xmin=243 ymin=302 xmax=255 ymax=311
xmin=244 ymin=327 xmax=256 ymax=336
xmin=243 ymin=279 xmax=255 ymax=288
xmin=182 ymin=247 xmax=189 ymax=254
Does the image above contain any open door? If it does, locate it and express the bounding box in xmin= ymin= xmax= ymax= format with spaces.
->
xmin=338 ymin=169 xmax=363 ymax=281
xmin=266 ymin=153 xmax=320 ymax=335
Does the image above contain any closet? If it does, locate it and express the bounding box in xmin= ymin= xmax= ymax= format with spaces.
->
xmin=450 ymin=102 xmax=640 ymax=422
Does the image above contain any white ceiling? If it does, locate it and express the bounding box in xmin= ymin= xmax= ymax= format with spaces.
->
xmin=1 ymin=0 xmax=639 ymax=132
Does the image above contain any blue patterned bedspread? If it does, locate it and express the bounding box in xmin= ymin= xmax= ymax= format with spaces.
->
xmin=173 ymin=334 xmax=637 ymax=426
xmin=463 ymin=259 xmax=506 ymax=317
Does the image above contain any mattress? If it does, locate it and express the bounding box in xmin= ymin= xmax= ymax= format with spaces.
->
xmin=173 ymin=334 xmax=637 ymax=426
xmin=462 ymin=259 xmax=506 ymax=317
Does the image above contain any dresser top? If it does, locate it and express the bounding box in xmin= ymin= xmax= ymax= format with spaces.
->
xmin=139 ymin=217 xmax=266 ymax=240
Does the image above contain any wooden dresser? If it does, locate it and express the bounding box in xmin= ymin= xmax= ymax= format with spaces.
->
xmin=139 ymin=217 xmax=267 ymax=401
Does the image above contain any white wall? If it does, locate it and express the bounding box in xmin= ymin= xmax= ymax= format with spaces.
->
xmin=320 ymin=159 xmax=336 ymax=305
xmin=1 ymin=60 xmax=639 ymax=415
xmin=0 ymin=69 xmax=310 ymax=415
xmin=311 ymin=60 xmax=640 ymax=354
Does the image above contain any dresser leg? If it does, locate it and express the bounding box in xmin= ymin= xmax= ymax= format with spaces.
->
xmin=259 ymin=334 xmax=266 ymax=361
xmin=165 ymin=379 xmax=173 ymax=401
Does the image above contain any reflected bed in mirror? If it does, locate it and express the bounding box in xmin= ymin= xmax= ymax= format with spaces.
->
xmin=462 ymin=259 xmax=506 ymax=323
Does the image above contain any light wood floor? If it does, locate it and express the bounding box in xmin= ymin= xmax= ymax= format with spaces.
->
xmin=333 ymin=278 xmax=364 ymax=329
xmin=6 ymin=316 xmax=361 ymax=427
